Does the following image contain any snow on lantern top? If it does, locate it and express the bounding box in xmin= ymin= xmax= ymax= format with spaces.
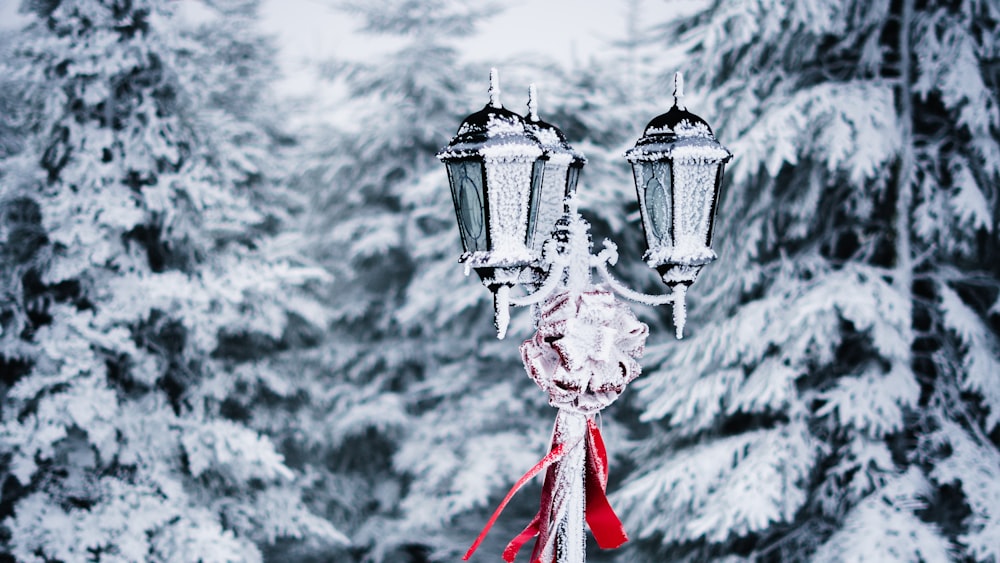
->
xmin=625 ymin=74 xmax=731 ymax=164
xmin=524 ymin=84 xmax=585 ymax=168
xmin=437 ymin=70 xmax=542 ymax=164
xmin=436 ymin=103 xmax=543 ymax=162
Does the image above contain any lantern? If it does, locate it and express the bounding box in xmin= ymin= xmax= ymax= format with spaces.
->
xmin=625 ymin=73 xmax=732 ymax=293
xmin=437 ymin=70 xmax=544 ymax=287
xmin=523 ymin=84 xmax=586 ymax=257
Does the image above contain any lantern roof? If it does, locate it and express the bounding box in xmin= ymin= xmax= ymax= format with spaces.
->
xmin=524 ymin=117 xmax=587 ymax=166
xmin=625 ymin=73 xmax=732 ymax=164
xmin=625 ymin=104 xmax=732 ymax=163
xmin=437 ymin=70 xmax=543 ymax=162
xmin=524 ymin=83 xmax=586 ymax=167
xmin=643 ymin=104 xmax=714 ymax=137
xmin=436 ymin=104 xmax=544 ymax=161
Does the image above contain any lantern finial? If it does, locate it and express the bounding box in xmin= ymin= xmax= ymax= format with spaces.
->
xmin=528 ymin=83 xmax=538 ymax=121
xmin=673 ymin=72 xmax=685 ymax=109
xmin=489 ymin=67 xmax=501 ymax=108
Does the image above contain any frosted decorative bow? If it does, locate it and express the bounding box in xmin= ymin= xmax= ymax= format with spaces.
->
xmin=521 ymin=289 xmax=648 ymax=413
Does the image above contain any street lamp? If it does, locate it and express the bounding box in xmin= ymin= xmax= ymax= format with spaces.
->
xmin=626 ymin=72 xmax=731 ymax=337
xmin=438 ymin=70 xmax=586 ymax=338
xmin=440 ymin=70 xmax=731 ymax=563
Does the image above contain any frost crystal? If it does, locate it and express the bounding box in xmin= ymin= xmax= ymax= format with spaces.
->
xmin=485 ymin=156 xmax=534 ymax=260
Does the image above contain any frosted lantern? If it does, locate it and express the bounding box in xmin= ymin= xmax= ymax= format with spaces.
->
xmin=437 ymin=92 xmax=544 ymax=286
xmin=524 ymin=85 xmax=586 ymax=256
xmin=625 ymin=98 xmax=732 ymax=290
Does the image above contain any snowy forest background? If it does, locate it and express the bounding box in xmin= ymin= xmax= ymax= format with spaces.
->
xmin=0 ymin=0 xmax=998 ymax=561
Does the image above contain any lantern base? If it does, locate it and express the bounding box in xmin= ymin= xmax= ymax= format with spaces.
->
xmin=645 ymin=245 xmax=716 ymax=271
xmin=493 ymin=285 xmax=512 ymax=339
xmin=467 ymin=266 xmax=523 ymax=339
xmin=653 ymin=264 xmax=698 ymax=339
xmin=668 ymin=284 xmax=687 ymax=339
xmin=654 ymin=262 xmax=705 ymax=287
xmin=461 ymin=249 xmax=534 ymax=271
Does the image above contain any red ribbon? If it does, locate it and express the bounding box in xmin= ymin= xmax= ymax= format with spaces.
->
xmin=583 ymin=418 xmax=628 ymax=550
xmin=463 ymin=418 xmax=628 ymax=562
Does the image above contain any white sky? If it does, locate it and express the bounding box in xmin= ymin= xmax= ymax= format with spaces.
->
xmin=258 ymin=0 xmax=625 ymax=66
xmin=1 ymin=0 xmax=705 ymax=98
xmin=256 ymin=0 xmax=639 ymax=96
xmin=0 ymin=0 xmax=630 ymax=63
xmin=0 ymin=1 xmax=28 ymax=28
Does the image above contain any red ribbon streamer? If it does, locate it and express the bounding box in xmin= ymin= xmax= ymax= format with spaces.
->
xmin=462 ymin=443 xmax=566 ymax=561
xmin=462 ymin=418 xmax=628 ymax=562
xmin=584 ymin=418 xmax=628 ymax=550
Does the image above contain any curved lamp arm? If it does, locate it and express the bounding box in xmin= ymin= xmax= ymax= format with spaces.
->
xmin=493 ymin=217 xmax=691 ymax=340
xmin=492 ymin=240 xmax=569 ymax=339
xmin=510 ymin=240 xmax=568 ymax=308
xmin=592 ymin=240 xmax=688 ymax=339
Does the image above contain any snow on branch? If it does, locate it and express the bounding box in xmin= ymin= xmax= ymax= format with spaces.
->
xmin=729 ymin=82 xmax=900 ymax=185
xmin=812 ymin=468 xmax=952 ymax=562
xmin=930 ymin=420 xmax=1000 ymax=562
xmin=637 ymin=261 xmax=913 ymax=428
xmin=937 ymin=281 xmax=1000 ymax=430
xmin=615 ymin=421 xmax=817 ymax=545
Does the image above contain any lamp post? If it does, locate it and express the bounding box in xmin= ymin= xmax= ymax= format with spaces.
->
xmin=440 ymin=69 xmax=731 ymax=563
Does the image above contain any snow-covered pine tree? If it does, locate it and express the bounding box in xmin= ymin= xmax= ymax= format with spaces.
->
xmin=614 ymin=1 xmax=999 ymax=561
xmin=289 ymin=3 xmax=555 ymax=560
xmin=0 ymin=25 xmax=33 ymax=162
xmin=0 ymin=0 xmax=344 ymax=560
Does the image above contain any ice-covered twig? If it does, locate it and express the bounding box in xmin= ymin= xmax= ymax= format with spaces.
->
xmin=495 ymin=284 xmax=511 ymax=339
xmin=593 ymin=256 xmax=679 ymax=307
xmin=673 ymin=71 xmax=685 ymax=109
xmin=489 ymin=67 xmax=501 ymax=108
xmin=528 ymin=83 xmax=538 ymax=121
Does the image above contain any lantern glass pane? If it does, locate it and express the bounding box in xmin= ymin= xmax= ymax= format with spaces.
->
xmin=673 ymin=161 xmax=719 ymax=251
xmin=526 ymin=160 xmax=545 ymax=249
xmin=566 ymin=165 xmax=581 ymax=199
xmin=706 ymin=163 xmax=725 ymax=246
xmin=447 ymin=161 xmax=487 ymax=252
xmin=635 ymin=161 xmax=672 ymax=246
xmin=530 ymin=161 xmax=569 ymax=255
